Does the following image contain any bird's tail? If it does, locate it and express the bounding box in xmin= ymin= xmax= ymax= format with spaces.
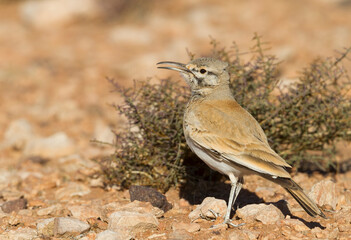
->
xmin=284 ymin=182 xmax=326 ymax=218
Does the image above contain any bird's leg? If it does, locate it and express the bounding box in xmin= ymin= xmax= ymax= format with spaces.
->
xmin=211 ymin=175 xmax=244 ymax=228
xmin=223 ymin=175 xmax=243 ymax=227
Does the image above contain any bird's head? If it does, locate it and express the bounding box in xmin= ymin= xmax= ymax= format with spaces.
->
xmin=157 ymin=57 xmax=230 ymax=95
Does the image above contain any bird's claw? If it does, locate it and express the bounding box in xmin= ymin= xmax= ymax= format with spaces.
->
xmin=211 ymin=219 xmax=245 ymax=229
xmin=198 ymin=208 xmax=220 ymax=222
xmin=208 ymin=209 xmax=220 ymax=219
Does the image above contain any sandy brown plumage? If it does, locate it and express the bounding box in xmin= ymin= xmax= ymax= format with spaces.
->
xmin=157 ymin=57 xmax=325 ymax=224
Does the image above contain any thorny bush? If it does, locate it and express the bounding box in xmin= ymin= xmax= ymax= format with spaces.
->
xmin=97 ymin=35 xmax=351 ymax=192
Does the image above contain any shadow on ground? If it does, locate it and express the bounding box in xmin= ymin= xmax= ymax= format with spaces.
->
xmin=178 ymin=161 xmax=326 ymax=229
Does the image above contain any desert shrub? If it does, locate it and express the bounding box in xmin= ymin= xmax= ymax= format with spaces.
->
xmin=98 ymin=36 xmax=351 ymax=191
xmin=98 ymin=79 xmax=190 ymax=191
xmin=211 ymin=35 xmax=351 ymax=170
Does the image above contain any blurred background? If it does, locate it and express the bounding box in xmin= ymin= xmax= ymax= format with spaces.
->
xmin=0 ymin=1 xmax=350 ymax=238
xmin=0 ymin=0 xmax=351 ymax=164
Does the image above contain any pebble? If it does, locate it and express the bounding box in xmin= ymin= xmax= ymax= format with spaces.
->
xmin=58 ymin=154 xmax=85 ymax=173
xmin=36 ymin=217 xmax=90 ymax=237
xmin=309 ymin=179 xmax=337 ymax=210
xmin=108 ymin=211 xmax=158 ymax=235
xmin=54 ymin=217 xmax=90 ymax=236
xmin=0 ymin=227 xmax=38 ymax=240
xmin=37 ymin=217 xmax=55 ymax=237
xmin=8 ymin=212 xmax=22 ymax=226
xmin=24 ymin=132 xmax=76 ymax=158
xmin=67 ymin=205 xmax=102 ymax=221
xmin=148 ymin=233 xmax=167 ymax=239
xmin=129 ymin=185 xmax=172 ymax=212
xmin=37 ymin=204 xmax=62 ymax=216
xmin=171 ymin=222 xmax=200 ymax=233
xmin=227 ymin=230 xmax=249 ymax=240
xmin=55 ymin=182 xmax=91 ymax=200
xmin=78 ymin=232 xmax=97 ymax=240
xmin=236 ymin=203 xmax=284 ymax=224
xmin=87 ymin=217 xmax=108 ymax=230
xmin=103 ymin=200 xmax=164 ymax=220
xmin=58 ymin=154 xmax=98 ymax=172
xmin=59 ymin=154 xmax=100 ymax=176
xmin=96 ymin=230 xmax=124 ymax=240
xmin=1 ymin=118 xmax=33 ymax=150
xmin=255 ymin=187 xmax=276 ymax=198
xmin=282 ymin=218 xmax=310 ymax=231
xmin=188 ymin=197 xmax=227 ymax=221
xmin=168 ymin=229 xmax=192 ymax=240
xmin=243 ymin=230 xmax=260 ymax=240
xmin=93 ymin=120 xmax=115 ymax=143
xmin=89 ymin=177 xmax=105 ymax=188
xmin=337 ymin=191 xmax=351 ymax=209
xmin=1 ymin=198 xmax=27 ymax=213
xmin=18 ymin=209 xmax=32 ymax=217
xmin=311 ymin=226 xmax=322 ymax=234
xmin=0 ymin=209 xmax=7 ymax=218
xmin=338 ymin=224 xmax=349 ymax=232
xmin=8 ymin=210 xmax=36 ymax=227
xmin=0 ymin=171 xmax=17 ymax=191
xmin=260 ymin=232 xmax=277 ymax=240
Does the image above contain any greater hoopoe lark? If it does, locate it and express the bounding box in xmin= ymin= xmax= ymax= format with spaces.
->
xmin=157 ymin=57 xmax=326 ymax=225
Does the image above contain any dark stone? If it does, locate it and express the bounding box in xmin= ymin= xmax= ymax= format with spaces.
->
xmin=129 ymin=185 xmax=172 ymax=212
xmin=26 ymin=155 xmax=49 ymax=165
xmin=1 ymin=197 xmax=28 ymax=213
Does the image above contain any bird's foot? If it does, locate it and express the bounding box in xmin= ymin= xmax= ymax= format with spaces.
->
xmin=207 ymin=209 xmax=219 ymax=220
xmin=196 ymin=208 xmax=220 ymax=222
xmin=197 ymin=208 xmax=245 ymax=229
xmin=210 ymin=219 xmax=245 ymax=229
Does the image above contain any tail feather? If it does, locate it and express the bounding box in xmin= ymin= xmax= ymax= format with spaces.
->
xmin=260 ymin=173 xmax=326 ymax=218
xmin=285 ymin=186 xmax=326 ymax=218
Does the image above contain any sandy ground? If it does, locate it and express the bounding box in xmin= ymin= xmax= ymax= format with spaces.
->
xmin=0 ymin=0 xmax=350 ymax=239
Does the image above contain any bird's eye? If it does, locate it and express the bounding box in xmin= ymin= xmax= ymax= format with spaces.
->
xmin=200 ymin=68 xmax=207 ymax=74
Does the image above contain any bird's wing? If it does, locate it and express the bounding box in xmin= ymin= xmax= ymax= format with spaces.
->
xmin=186 ymin=99 xmax=291 ymax=178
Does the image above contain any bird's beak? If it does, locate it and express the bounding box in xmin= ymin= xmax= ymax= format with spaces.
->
xmin=157 ymin=61 xmax=192 ymax=74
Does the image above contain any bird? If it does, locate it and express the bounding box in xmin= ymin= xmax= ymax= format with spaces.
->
xmin=157 ymin=57 xmax=326 ymax=225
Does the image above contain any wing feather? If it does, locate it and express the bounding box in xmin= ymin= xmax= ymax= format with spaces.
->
xmin=185 ymin=99 xmax=291 ymax=177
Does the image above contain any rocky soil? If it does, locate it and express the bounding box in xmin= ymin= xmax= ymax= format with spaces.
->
xmin=0 ymin=0 xmax=351 ymax=239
